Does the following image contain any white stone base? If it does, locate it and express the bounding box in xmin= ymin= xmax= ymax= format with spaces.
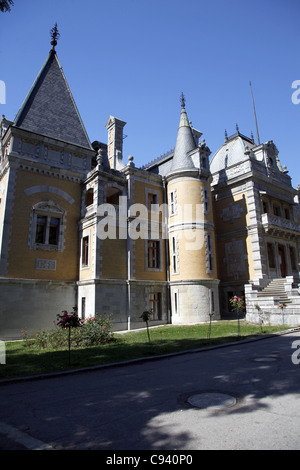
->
xmin=0 ymin=278 xmax=77 ymax=340
xmin=246 ymin=311 xmax=300 ymax=327
xmin=170 ymin=279 xmax=220 ymax=324
xmin=78 ymin=279 xmax=169 ymax=331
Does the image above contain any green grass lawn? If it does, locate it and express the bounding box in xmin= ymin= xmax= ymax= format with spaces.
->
xmin=0 ymin=321 xmax=295 ymax=380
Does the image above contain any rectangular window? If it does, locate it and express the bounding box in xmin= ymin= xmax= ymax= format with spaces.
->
xmin=149 ymin=292 xmax=162 ymax=320
xmin=148 ymin=240 xmax=160 ymax=268
xmin=273 ymin=205 xmax=281 ymax=217
xmin=49 ymin=217 xmax=60 ymax=245
xmin=169 ymin=190 xmax=176 ymax=216
xmin=81 ymin=297 xmax=86 ymax=320
xmin=206 ymin=233 xmax=213 ymax=272
xmin=203 ymin=188 xmax=209 ymax=213
xmin=209 ymin=254 xmax=213 ymax=272
xmin=171 ymin=235 xmax=178 ymax=274
xmin=32 ymin=203 xmax=64 ymax=251
xmin=147 ymin=193 xmax=158 ymax=210
xmin=85 ymin=188 xmax=94 ymax=207
xmin=207 ymin=233 xmax=211 ymax=251
xmin=82 ymin=236 xmax=89 ymax=267
xmin=35 ymin=215 xmax=60 ymax=246
xmin=173 ymin=289 xmax=180 ymax=316
xmin=35 ymin=216 xmax=47 ymax=244
xmin=211 ymin=290 xmax=215 ymax=313
xmin=262 ymin=201 xmax=269 ymax=214
xmin=174 ymin=292 xmax=178 ymax=314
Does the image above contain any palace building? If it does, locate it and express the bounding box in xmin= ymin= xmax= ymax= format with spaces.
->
xmin=1 ymin=31 xmax=300 ymax=339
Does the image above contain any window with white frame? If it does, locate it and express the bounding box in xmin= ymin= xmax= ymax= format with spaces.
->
xmin=147 ymin=240 xmax=160 ymax=269
xmin=81 ymin=235 xmax=89 ymax=267
xmin=171 ymin=234 xmax=179 ymax=274
xmin=149 ymin=292 xmax=162 ymax=320
xmin=206 ymin=232 xmax=214 ymax=273
xmin=173 ymin=289 xmax=180 ymax=316
xmin=31 ymin=201 xmax=64 ymax=251
xmin=203 ymin=188 xmax=209 ymax=214
xmin=169 ymin=189 xmax=176 ymax=216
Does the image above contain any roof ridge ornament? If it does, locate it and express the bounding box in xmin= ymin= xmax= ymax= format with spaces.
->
xmin=50 ymin=23 xmax=60 ymax=51
xmin=180 ymin=92 xmax=185 ymax=108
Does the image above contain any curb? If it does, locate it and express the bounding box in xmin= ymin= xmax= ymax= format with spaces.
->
xmin=1 ymin=327 xmax=299 ymax=385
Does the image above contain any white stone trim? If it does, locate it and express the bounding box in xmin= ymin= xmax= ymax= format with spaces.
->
xmin=24 ymin=185 xmax=75 ymax=204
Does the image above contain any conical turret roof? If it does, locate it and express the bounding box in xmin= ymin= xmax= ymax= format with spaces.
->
xmin=170 ymin=94 xmax=196 ymax=172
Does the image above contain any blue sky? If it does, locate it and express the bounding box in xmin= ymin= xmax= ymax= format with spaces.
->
xmin=1 ymin=0 xmax=299 ymax=186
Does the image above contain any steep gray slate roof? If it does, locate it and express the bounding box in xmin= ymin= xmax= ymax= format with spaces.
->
xmin=171 ymin=103 xmax=196 ymax=172
xmin=14 ymin=50 xmax=92 ymax=149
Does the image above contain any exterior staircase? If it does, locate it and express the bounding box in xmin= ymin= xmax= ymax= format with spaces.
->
xmin=257 ymin=278 xmax=291 ymax=304
xmin=245 ymin=276 xmax=300 ymax=325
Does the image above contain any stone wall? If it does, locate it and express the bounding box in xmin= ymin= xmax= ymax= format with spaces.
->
xmin=0 ymin=278 xmax=77 ymax=340
xmin=78 ymin=279 xmax=169 ymax=332
xmin=170 ymin=280 xmax=220 ymax=324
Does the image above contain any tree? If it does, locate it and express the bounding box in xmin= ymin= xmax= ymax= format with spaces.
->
xmin=57 ymin=307 xmax=81 ymax=364
xmin=140 ymin=310 xmax=152 ymax=343
xmin=0 ymin=0 xmax=14 ymax=13
xmin=229 ymin=295 xmax=245 ymax=336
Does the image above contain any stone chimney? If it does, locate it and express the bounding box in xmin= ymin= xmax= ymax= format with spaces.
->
xmin=105 ymin=116 xmax=126 ymax=170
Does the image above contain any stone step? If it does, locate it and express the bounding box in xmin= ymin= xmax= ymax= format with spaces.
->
xmin=257 ymin=278 xmax=292 ymax=303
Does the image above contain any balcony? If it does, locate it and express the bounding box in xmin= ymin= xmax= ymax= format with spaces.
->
xmin=261 ymin=213 xmax=300 ymax=238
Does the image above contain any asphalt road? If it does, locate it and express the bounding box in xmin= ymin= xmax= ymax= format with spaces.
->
xmin=0 ymin=330 xmax=299 ymax=452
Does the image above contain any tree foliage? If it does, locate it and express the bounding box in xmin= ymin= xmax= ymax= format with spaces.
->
xmin=0 ymin=0 xmax=14 ymax=13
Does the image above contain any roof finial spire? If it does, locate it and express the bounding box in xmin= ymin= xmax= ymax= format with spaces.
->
xmin=50 ymin=23 xmax=60 ymax=51
xmin=180 ymin=92 xmax=185 ymax=109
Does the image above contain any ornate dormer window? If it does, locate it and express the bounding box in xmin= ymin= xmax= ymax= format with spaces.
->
xmin=30 ymin=201 xmax=65 ymax=251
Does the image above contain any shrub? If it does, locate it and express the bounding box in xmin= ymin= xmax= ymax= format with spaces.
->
xmin=22 ymin=312 xmax=114 ymax=349
xmin=80 ymin=313 xmax=114 ymax=346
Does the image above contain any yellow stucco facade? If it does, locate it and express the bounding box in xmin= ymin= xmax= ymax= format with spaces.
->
xmin=1 ymin=42 xmax=300 ymax=340
xmin=6 ymin=168 xmax=82 ymax=281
